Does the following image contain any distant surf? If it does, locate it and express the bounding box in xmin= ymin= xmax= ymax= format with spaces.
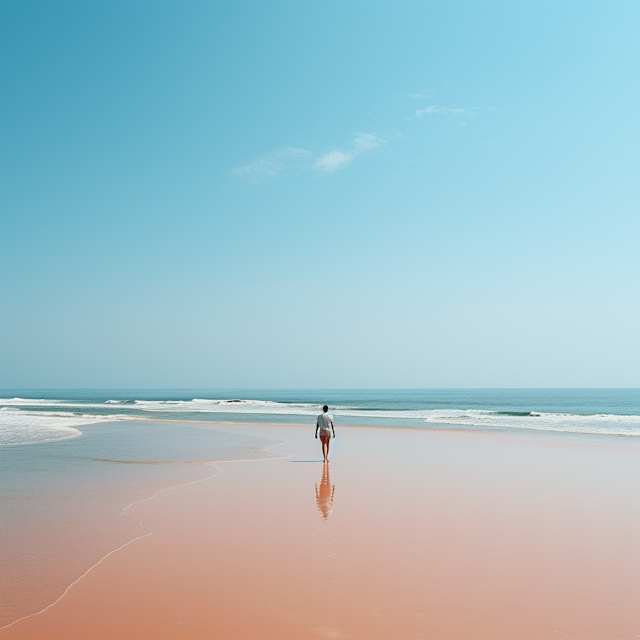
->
xmin=1 ymin=389 xmax=639 ymax=444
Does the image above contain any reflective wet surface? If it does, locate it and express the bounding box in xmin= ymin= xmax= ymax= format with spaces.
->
xmin=315 ymin=463 xmax=335 ymax=520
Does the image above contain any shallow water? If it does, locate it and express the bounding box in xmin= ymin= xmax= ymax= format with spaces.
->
xmin=0 ymin=421 xmax=286 ymax=627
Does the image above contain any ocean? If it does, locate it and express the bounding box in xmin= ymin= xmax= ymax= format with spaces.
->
xmin=1 ymin=388 xmax=638 ymax=627
xmin=1 ymin=388 xmax=639 ymax=446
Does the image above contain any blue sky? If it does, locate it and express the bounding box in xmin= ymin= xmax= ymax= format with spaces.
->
xmin=1 ymin=1 xmax=638 ymax=388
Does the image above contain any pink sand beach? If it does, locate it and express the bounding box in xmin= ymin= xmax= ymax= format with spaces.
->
xmin=2 ymin=424 xmax=639 ymax=639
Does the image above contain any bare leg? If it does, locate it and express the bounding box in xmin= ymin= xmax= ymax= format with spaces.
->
xmin=320 ymin=434 xmax=330 ymax=461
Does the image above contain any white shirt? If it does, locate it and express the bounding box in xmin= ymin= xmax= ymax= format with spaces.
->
xmin=317 ymin=413 xmax=334 ymax=433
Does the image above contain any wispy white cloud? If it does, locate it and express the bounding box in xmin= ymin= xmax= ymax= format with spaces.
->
xmin=232 ymin=133 xmax=386 ymax=180
xmin=414 ymin=105 xmax=450 ymax=117
xmin=405 ymin=88 xmax=437 ymax=99
xmin=410 ymin=105 xmax=480 ymax=120
xmin=230 ymin=85 xmax=491 ymax=181
xmin=352 ymin=132 xmax=381 ymax=152
xmin=314 ymin=132 xmax=383 ymax=173
xmin=315 ymin=149 xmax=354 ymax=173
xmin=232 ymin=147 xmax=312 ymax=180
xmin=409 ymin=103 xmax=492 ymax=122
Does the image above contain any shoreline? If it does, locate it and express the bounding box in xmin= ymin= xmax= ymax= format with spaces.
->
xmin=0 ymin=421 xmax=290 ymax=628
xmin=2 ymin=423 xmax=639 ymax=638
xmin=16 ymin=413 xmax=640 ymax=449
xmin=83 ymin=417 xmax=640 ymax=452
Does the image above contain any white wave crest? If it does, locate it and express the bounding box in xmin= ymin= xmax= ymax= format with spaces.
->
xmin=0 ymin=398 xmax=64 ymax=406
xmin=129 ymin=398 xmax=324 ymax=415
xmin=419 ymin=409 xmax=640 ymax=436
xmin=0 ymin=408 xmax=107 ymax=446
xmin=1 ymin=398 xmax=639 ymax=438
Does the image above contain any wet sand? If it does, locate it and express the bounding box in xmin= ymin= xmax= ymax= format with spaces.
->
xmin=2 ymin=425 xmax=639 ymax=639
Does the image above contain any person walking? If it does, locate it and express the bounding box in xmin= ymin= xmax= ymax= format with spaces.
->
xmin=315 ymin=405 xmax=335 ymax=462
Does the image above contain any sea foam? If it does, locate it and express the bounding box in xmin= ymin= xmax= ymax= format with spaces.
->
xmin=0 ymin=408 xmax=105 ymax=446
xmin=2 ymin=395 xmax=639 ymax=440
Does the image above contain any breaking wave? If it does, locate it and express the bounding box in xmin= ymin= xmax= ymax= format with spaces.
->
xmin=2 ymin=395 xmax=639 ymax=442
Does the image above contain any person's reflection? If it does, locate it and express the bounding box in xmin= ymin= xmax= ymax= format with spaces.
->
xmin=315 ymin=462 xmax=335 ymax=520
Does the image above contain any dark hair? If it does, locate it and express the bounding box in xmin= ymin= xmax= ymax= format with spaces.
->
xmin=323 ymin=405 xmax=329 ymax=412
